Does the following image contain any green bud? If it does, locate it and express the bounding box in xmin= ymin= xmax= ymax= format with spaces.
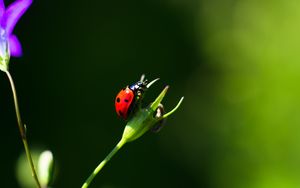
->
xmin=122 ymin=86 xmax=184 ymax=142
xmin=38 ymin=150 xmax=54 ymax=187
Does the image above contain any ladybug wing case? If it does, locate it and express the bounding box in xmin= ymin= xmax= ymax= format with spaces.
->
xmin=115 ymin=87 xmax=135 ymax=119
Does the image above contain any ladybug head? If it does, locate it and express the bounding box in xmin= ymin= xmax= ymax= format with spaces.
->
xmin=129 ymin=81 xmax=147 ymax=92
xmin=129 ymin=77 xmax=160 ymax=94
xmin=127 ymin=77 xmax=159 ymax=106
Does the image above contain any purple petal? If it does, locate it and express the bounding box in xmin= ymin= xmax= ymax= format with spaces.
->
xmin=0 ymin=0 xmax=4 ymax=23
xmin=2 ymin=0 xmax=32 ymax=35
xmin=9 ymin=34 xmax=23 ymax=57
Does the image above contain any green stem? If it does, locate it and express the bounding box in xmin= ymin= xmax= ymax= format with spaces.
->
xmin=5 ymin=71 xmax=41 ymax=188
xmin=82 ymin=138 xmax=127 ymax=188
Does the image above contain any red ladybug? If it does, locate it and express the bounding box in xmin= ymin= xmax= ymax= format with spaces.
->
xmin=115 ymin=81 xmax=147 ymax=120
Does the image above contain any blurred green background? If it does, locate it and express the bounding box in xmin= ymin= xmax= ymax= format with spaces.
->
xmin=1 ymin=0 xmax=300 ymax=187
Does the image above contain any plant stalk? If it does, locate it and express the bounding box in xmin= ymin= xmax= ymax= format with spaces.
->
xmin=82 ymin=138 xmax=127 ymax=188
xmin=5 ymin=71 xmax=41 ymax=188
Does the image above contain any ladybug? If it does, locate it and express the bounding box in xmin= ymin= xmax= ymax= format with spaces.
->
xmin=115 ymin=81 xmax=147 ymax=120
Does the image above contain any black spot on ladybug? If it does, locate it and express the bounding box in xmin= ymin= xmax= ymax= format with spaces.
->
xmin=124 ymin=99 xmax=129 ymax=103
xmin=116 ymin=98 xmax=120 ymax=102
xmin=119 ymin=110 xmax=123 ymax=116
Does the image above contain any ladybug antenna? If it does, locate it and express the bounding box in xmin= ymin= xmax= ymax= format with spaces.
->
xmin=140 ymin=74 xmax=146 ymax=82
xmin=146 ymin=78 xmax=160 ymax=88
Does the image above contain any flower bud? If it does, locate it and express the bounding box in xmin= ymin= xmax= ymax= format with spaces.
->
xmin=122 ymin=85 xmax=184 ymax=142
xmin=16 ymin=149 xmax=55 ymax=188
xmin=38 ymin=150 xmax=54 ymax=187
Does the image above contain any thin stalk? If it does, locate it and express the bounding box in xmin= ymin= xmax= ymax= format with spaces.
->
xmin=5 ymin=71 xmax=41 ymax=188
xmin=161 ymin=96 xmax=184 ymax=119
xmin=82 ymin=138 xmax=127 ymax=188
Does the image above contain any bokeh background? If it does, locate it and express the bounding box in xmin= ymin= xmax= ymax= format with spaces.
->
xmin=0 ymin=0 xmax=300 ymax=187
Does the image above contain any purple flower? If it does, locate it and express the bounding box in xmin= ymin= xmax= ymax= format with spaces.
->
xmin=0 ymin=0 xmax=32 ymax=70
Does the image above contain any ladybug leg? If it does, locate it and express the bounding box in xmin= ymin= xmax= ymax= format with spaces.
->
xmin=128 ymin=90 xmax=144 ymax=117
xmin=135 ymin=90 xmax=143 ymax=104
xmin=137 ymin=90 xmax=143 ymax=98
